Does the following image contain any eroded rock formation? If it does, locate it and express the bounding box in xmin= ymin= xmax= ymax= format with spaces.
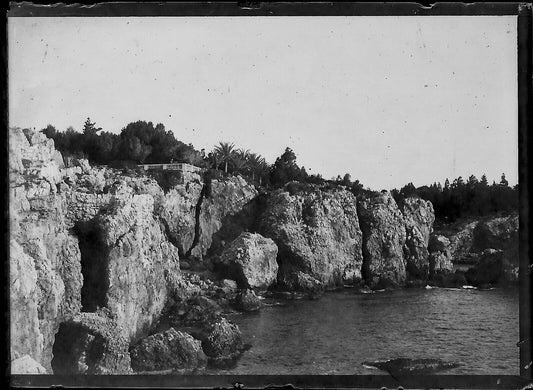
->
xmin=357 ymin=191 xmax=407 ymax=288
xmin=399 ymin=197 xmax=435 ymax=280
xmin=259 ymin=185 xmax=364 ymax=290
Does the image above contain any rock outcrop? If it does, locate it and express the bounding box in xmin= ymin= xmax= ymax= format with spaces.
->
xmin=464 ymin=249 xmax=519 ymax=286
xmin=130 ymin=328 xmax=207 ymax=372
xmin=432 ymin=213 xmax=518 ymax=282
xmin=399 ymin=197 xmax=435 ymax=280
xmin=259 ymin=185 xmax=364 ymax=290
xmin=215 ymin=232 xmax=278 ymax=289
xmin=357 ymin=191 xmax=407 ymax=288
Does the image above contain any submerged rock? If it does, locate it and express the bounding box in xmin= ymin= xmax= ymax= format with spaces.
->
xmin=259 ymin=185 xmax=364 ymax=291
xmin=130 ymin=328 xmax=207 ymax=372
xmin=363 ymin=357 xmax=460 ymax=375
xmin=215 ymin=232 xmax=278 ymax=289
xmin=357 ymin=191 xmax=407 ymax=288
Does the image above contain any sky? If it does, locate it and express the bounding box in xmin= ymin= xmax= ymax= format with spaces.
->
xmin=8 ymin=16 xmax=518 ymax=190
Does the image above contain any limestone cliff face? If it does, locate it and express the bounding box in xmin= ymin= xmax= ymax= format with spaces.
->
xmin=399 ymin=197 xmax=435 ymax=280
xmin=259 ymin=185 xmax=364 ymax=290
xmin=158 ymin=176 xmax=257 ymax=261
xmin=9 ymin=128 xmax=182 ymax=373
xmin=10 ymin=128 xmax=83 ymax=372
xmin=191 ymin=176 xmax=258 ymax=260
xmin=158 ymin=181 xmax=204 ymax=256
xmin=357 ymin=191 xmax=407 ymax=288
xmin=88 ymin=194 xmax=181 ymax=342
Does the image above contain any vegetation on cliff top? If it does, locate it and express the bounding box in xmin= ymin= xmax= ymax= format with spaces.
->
xmin=40 ymin=119 xmax=518 ymax=222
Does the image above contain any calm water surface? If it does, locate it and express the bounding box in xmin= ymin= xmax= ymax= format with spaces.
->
xmin=211 ymin=287 xmax=519 ymax=375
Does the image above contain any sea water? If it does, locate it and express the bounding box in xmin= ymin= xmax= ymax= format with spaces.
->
xmin=210 ymin=287 xmax=519 ymax=375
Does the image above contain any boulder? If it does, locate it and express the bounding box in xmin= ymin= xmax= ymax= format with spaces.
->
xmin=357 ymin=191 xmax=407 ymax=288
xmin=11 ymin=355 xmax=47 ymax=375
xmin=51 ymin=312 xmax=132 ymax=374
xmin=399 ymin=197 xmax=435 ymax=280
xmin=201 ymin=318 xmax=244 ymax=363
xmin=215 ymin=232 xmax=278 ymax=289
xmin=259 ymin=185 xmax=364 ymax=290
xmin=130 ymin=328 xmax=207 ymax=372
xmin=233 ymin=289 xmax=262 ymax=312
xmin=177 ymin=296 xmax=223 ymax=328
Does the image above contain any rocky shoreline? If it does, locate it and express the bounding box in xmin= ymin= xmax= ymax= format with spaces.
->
xmin=9 ymin=127 xmax=519 ymax=374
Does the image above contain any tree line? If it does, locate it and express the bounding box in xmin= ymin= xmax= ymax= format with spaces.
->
xmin=392 ymin=174 xmax=518 ymax=222
xmin=41 ymin=119 xmax=315 ymax=187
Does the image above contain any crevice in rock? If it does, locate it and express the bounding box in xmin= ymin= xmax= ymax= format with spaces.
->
xmin=185 ymin=172 xmax=212 ymax=258
xmin=73 ymin=219 xmax=110 ymax=312
xmin=51 ymin=322 xmax=104 ymax=374
xmin=206 ymin=193 xmax=267 ymax=258
xmin=160 ymin=217 xmax=185 ymax=258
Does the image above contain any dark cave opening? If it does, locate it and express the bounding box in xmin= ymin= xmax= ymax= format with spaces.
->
xmin=74 ymin=220 xmax=110 ymax=312
xmin=51 ymin=322 xmax=104 ymax=375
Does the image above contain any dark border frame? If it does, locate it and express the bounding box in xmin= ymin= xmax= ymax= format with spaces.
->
xmin=6 ymin=2 xmax=532 ymax=389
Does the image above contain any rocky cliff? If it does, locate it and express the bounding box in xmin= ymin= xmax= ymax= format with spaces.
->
xmin=259 ymin=185 xmax=364 ymax=291
xmin=9 ymin=127 xmax=259 ymax=374
xmin=357 ymin=191 xmax=407 ymax=288
xmin=10 ymin=126 xmax=518 ymax=374
xmin=9 ymin=128 xmax=181 ymax=373
xmin=399 ymin=197 xmax=435 ymax=280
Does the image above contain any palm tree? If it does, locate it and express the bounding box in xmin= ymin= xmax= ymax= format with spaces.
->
xmin=246 ymin=153 xmax=263 ymax=182
xmin=232 ymin=155 xmax=249 ymax=176
xmin=255 ymin=157 xmax=270 ymax=185
xmin=213 ymin=142 xmax=235 ymax=173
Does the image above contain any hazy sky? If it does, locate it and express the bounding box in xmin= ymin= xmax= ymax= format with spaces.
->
xmin=9 ymin=16 xmax=518 ymax=190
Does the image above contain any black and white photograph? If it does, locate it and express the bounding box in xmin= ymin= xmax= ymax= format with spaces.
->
xmin=6 ymin=2 xmax=531 ymax=387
